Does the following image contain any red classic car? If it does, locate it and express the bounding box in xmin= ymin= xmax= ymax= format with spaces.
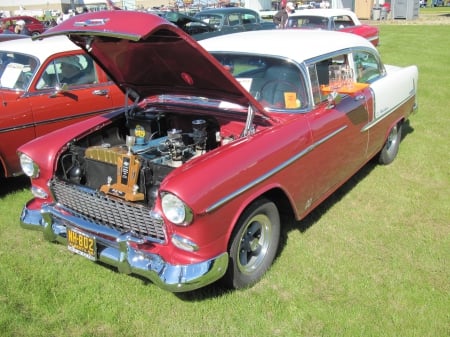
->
xmin=0 ymin=36 xmax=124 ymax=178
xmin=18 ymin=11 xmax=418 ymax=292
xmin=287 ymin=9 xmax=380 ymax=46
xmin=0 ymin=16 xmax=46 ymax=36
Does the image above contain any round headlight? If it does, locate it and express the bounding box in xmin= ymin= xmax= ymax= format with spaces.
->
xmin=19 ymin=153 xmax=39 ymax=178
xmin=161 ymin=193 xmax=193 ymax=226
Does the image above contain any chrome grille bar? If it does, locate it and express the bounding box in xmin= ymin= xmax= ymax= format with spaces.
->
xmin=50 ymin=179 xmax=166 ymax=242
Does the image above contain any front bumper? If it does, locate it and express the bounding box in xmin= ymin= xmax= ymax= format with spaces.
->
xmin=21 ymin=202 xmax=228 ymax=292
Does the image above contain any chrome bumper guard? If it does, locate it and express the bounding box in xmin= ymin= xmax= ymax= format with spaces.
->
xmin=20 ymin=203 xmax=228 ymax=292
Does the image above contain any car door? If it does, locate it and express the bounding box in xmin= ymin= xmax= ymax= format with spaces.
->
xmin=30 ymin=52 xmax=123 ymax=137
xmin=0 ymin=51 xmax=123 ymax=177
xmin=0 ymin=90 xmax=35 ymax=176
xmin=301 ymin=56 xmax=370 ymax=205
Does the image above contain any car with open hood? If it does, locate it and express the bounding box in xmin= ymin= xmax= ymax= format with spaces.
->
xmin=18 ymin=10 xmax=418 ymax=292
xmin=287 ymin=9 xmax=380 ymax=46
xmin=0 ymin=36 xmax=124 ymax=179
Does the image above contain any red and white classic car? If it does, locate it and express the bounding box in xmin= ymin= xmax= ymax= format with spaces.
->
xmin=287 ymin=9 xmax=380 ymax=46
xmin=0 ymin=36 xmax=124 ymax=178
xmin=18 ymin=11 xmax=418 ymax=292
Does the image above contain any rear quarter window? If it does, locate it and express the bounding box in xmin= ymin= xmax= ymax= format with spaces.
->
xmin=353 ymin=51 xmax=383 ymax=83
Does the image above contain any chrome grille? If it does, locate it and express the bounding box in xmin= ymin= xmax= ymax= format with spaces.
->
xmin=50 ymin=179 xmax=166 ymax=242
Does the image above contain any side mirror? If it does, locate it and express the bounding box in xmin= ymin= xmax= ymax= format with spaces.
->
xmin=49 ymin=83 xmax=69 ymax=98
xmin=326 ymin=91 xmax=342 ymax=109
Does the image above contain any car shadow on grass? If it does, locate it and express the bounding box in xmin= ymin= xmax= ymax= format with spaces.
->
xmin=0 ymin=176 xmax=30 ymax=198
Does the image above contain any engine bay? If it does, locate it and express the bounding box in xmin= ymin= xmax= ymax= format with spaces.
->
xmin=55 ymin=107 xmax=239 ymax=207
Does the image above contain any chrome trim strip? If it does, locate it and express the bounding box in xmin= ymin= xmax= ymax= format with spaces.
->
xmin=0 ymin=109 xmax=111 ymax=134
xmin=362 ymin=112 xmax=389 ymax=132
xmin=205 ymin=125 xmax=348 ymax=213
xmin=362 ymin=94 xmax=414 ymax=132
xmin=20 ymin=205 xmax=228 ymax=292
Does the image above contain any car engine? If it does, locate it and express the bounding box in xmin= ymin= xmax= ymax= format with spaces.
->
xmin=56 ymin=108 xmax=222 ymax=208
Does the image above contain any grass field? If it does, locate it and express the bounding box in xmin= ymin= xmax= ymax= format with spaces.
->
xmin=1 ymin=17 xmax=449 ymax=337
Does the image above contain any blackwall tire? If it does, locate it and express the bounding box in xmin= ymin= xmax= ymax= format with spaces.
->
xmin=223 ymin=198 xmax=280 ymax=289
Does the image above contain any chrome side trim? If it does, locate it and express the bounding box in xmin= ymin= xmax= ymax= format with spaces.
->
xmin=205 ymin=125 xmax=348 ymax=213
xmin=21 ymin=205 xmax=228 ymax=292
xmin=0 ymin=109 xmax=111 ymax=134
xmin=362 ymin=94 xmax=414 ymax=132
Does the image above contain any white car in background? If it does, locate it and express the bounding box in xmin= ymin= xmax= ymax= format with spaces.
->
xmin=287 ymin=9 xmax=380 ymax=46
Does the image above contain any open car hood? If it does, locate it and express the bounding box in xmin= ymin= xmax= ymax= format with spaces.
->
xmin=37 ymin=10 xmax=263 ymax=111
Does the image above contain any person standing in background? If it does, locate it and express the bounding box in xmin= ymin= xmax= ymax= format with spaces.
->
xmin=14 ymin=20 xmax=31 ymax=35
xmin=273 ymin=2 xmax=295 ymax=29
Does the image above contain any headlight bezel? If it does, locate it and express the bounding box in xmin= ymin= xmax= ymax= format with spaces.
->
xmin=161 ymin=192 xmax=193 ymax=226
xmin=18 ymin=152 xmax=39 ymax=178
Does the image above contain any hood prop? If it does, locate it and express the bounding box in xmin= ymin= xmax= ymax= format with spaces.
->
xmin=241 ymin=104 xmax=256 ymax=138
xmin=124 ymin=87 xmax=140 ymax=121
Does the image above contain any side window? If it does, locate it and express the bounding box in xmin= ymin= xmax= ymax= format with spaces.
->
xmin=203 ymin=15 xmax=221 ymax=27
xmin=308 ymin=63 xmax=323 ymax=105
xmin=0 ymin=53 xmax=38 ymax=90
xmin=333 ymin=15 xmax=354 ymax=29
xmin=306 ymin=17 xmax=327 ymax=29
xmin=36 ymin=61 xmax=57 ymax=89
xmin=308 ymin=54 xmax=353 ymax=104
xmin=228 ymin=14 xmax=241 ymax=26
xmin=353 ymin=51 xmax=382 ymax=83
xmin=36 ymin=54 xmax=97 ymax=90
xmin=242 ymin=13 xmax=256 ymax=24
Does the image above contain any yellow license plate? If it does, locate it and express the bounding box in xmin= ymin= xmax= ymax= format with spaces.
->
xmin=67 ymin=227 xmax=97 ymax=261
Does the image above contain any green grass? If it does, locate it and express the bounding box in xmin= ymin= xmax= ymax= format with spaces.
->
xmin=1 ymin=23 xmax=449 ymax=337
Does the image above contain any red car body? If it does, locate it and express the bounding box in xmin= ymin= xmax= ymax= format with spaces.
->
xmin=0 ymin=16 xmax=46 ymax=36
xmin=18 ymin=11 xmax=417 ymax=292
xmin=287 ymin=9 xmax=380 ymax=46
xmin=0 ymin=36 xmax=124 ymax=178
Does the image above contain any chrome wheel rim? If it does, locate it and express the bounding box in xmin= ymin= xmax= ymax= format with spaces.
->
xmin=237 ymin=214 xmax=272 ymax=274
xmin=386 ymin=125 xmax=399 ymax=155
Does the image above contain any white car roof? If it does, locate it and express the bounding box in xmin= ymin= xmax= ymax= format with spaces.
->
xmin=0 ymin=35 xmax=80 ymax=63
xmin=199 ymin=29 xmax=375 ymax=63
xmin=290 ymin=8 xmax=359 ymax=18
xmin=289 ymin=9 xmax=362 ymax=25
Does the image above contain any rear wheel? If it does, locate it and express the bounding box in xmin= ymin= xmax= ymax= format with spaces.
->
xmin=223 ymin=198 xmax=280 ymax=289
xmin=379 ymin=122 xmax=402 ymax=165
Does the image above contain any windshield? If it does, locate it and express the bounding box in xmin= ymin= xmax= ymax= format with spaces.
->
xmin=0 ymin=52 xmax=38 ymax=90
xmin=211 ymin=53 xmax=308 ymax=110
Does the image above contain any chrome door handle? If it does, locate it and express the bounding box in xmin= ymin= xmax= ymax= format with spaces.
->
xmin=92 ymin=89 xmax=109 ymax=96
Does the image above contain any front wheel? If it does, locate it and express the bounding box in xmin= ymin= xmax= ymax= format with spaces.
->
xmin=378 ymin=122 xmax=403 ymax=165
xmin=223 ymin=198 xmax=280 ymax=289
